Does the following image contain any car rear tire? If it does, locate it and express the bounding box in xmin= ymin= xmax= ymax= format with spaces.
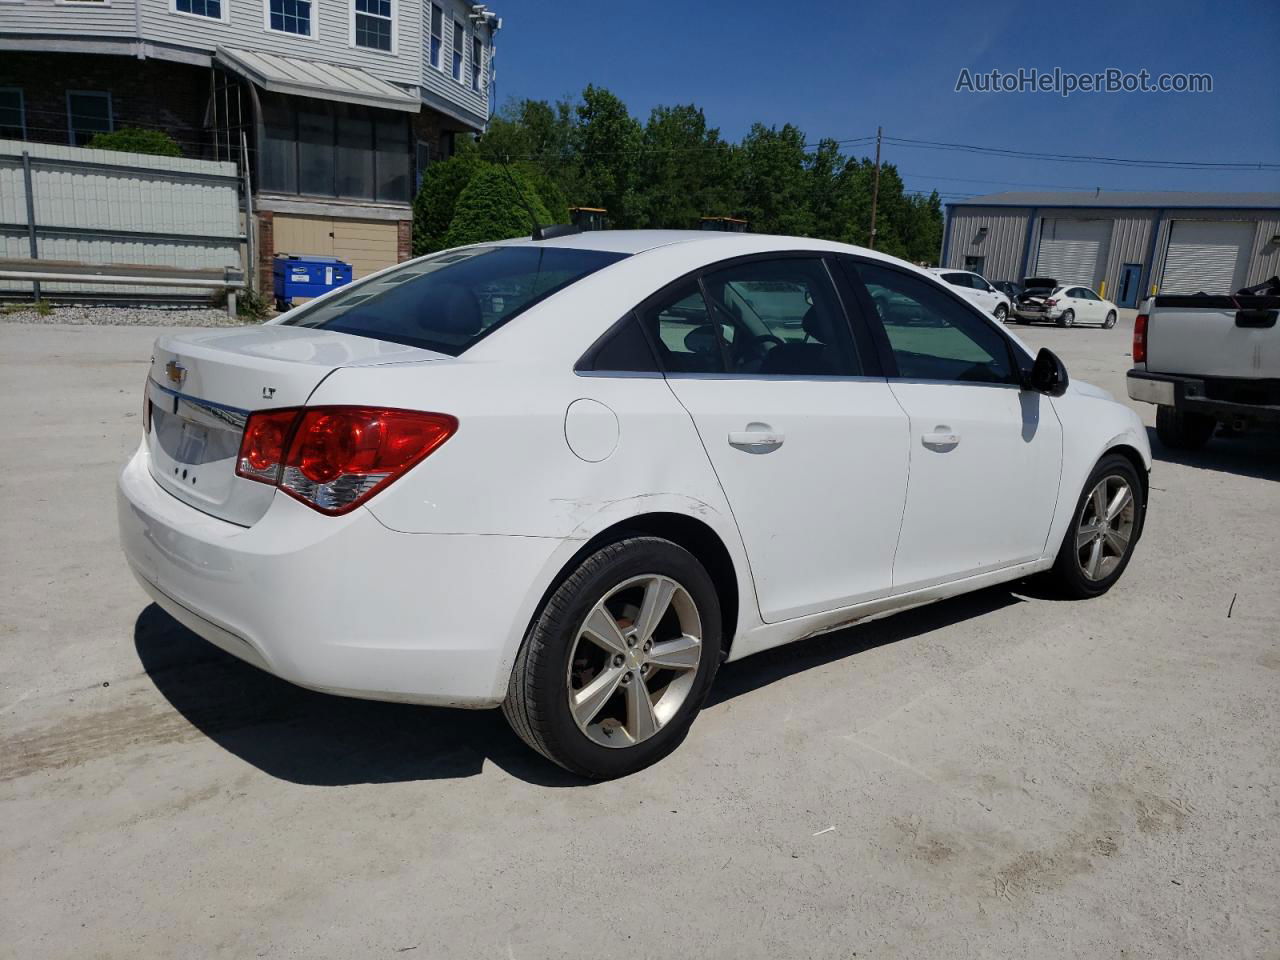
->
xmin=1057 ymin=309 xmax=1075 ymax=327
xmin=1155 ymin=405 xmax=1215 ymax=450
xmin=502 ymin=536 xmax=721 ymax=780
xmin=994 ymin=304 xmax=1008 ymax=322
xmin=1044 ymin=453 xmax=1145 ymax=599
xmin=1103 ymin=310 xmax=1117 ymax=329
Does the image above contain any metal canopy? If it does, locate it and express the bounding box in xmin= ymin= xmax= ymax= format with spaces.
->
xmin=215 ymin=46 xmax=419 ymax=113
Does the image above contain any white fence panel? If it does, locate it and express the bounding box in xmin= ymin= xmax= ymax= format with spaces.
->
xmin=0 ymin=138 xmax=243 ymax=299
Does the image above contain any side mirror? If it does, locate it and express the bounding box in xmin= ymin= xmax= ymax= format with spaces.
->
xmin=1028 ymin=347 xmax=1069 ymax=396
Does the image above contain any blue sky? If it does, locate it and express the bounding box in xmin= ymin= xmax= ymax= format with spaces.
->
xmin=487 ymin=0 xmax=1280 ymax=201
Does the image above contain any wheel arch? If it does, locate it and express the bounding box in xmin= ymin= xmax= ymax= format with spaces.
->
xmin=525 ymin=512 xmax=742 ymax=663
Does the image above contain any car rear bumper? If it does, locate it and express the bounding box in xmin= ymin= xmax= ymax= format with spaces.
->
xmin=1126 ymin=370 xmax=1280 ymax=423
xmin=117 ymin=444 xmax=563 ymax=707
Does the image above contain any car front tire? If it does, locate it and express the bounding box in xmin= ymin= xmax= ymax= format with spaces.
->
xmin=994 ymin=304 xmax=1008 ymax=322
xmin=503 ymin=536 xmax=722 ymax=779
xmin=1045 ymin=453 xmax=1145 ymax=599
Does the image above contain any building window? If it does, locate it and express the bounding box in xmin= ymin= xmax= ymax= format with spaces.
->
xmin=174 ymin=0 xmax=223 ymax=19
xmin=0 ymin=88 xmax=25 ymax=140
xmin=66 ymin=91 xmax=112 ymax=147
xmin=471 ymin=36 xmax=482 ymax=91
xmin=258 ymin=93 xmax=412 ymax=204
xmin=354 ymin=0 xmax=392 ymax=50
xmin=451 ymin=19 xmax=463 ymax=81
xmin=268 ymin=0 xmax=313 ymax=36
xmin=429 ymin=4 xmax=443 ymax=69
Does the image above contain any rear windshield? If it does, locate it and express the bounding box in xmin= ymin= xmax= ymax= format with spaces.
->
xmin=280 ymin=245 xmax=629 ymax=355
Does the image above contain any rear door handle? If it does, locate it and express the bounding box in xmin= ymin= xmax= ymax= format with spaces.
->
xmin=922 ymin=429 xmax=960 ymax=451
xmin=728 ymin=429 xmax=784 ymax=452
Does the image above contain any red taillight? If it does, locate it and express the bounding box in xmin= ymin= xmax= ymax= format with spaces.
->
xmin=237 ymin=409 xmax=299 ymax=484
xmin=1133 ymin=313 xmax=1148 ymax=364
xmin=1044 ymin=298 xmax=1058 ymax=307
xmin=235 ymin=406 xmax=457 ymax=515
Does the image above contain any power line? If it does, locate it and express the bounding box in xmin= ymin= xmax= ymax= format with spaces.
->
xmin=882 ymin=135 xmax=1280 ymax=171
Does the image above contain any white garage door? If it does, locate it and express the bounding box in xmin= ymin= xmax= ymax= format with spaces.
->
xmin=1035 ymin=219 xmax=1112 ymax=287
xmin=1160 ymin=220 xmax=1253 ymax=295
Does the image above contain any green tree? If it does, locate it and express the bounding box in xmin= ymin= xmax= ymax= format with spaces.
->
xmin=442 ymin=166 xmax=551 ymax=247
xmin=736 ymin=123 xmax=813 ymax=236
xmin=87 ymin=127 xmax=182 ymax=157
xmin=637 ymin=104 xmax=737 ymax=228
xmin=572 ymin=85 xmax=643 ymax=227
xmin=411 ymin=142 xmax=482 ymax=255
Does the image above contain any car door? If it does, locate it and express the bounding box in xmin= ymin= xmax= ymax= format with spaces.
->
xmin=940 ymin=272 xmax=981 ymax=309
xmin=1079 ymin=288 xmax=1104 ymax=323
xmin=1065 ymin=287 xmax=1089 ymax=320
xmin=842 ymin=259 xmax=1063 ymax=592
xmin=650 ymin=256 xmax=912 ymax=622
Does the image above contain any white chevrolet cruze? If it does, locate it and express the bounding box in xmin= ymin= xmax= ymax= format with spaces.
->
xmin=118 ymin=231 xmax=1151 ymax=779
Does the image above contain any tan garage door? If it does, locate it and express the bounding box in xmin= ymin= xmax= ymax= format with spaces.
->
xmin=273 ymin=215 xmax=399 ymax=281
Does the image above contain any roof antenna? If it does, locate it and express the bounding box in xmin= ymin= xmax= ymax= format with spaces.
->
xmin=499 ymin=156 xmax=580 ymax=241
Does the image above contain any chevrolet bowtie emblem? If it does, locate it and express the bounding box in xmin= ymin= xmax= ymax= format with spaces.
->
xmin=165 ymin=360 xmax=187 ymax=386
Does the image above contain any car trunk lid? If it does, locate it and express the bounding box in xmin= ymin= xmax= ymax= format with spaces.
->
xmin=145 ymin=325 xmax=445 ymax=526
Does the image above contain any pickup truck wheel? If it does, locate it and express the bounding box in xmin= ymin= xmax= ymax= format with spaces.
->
xmin=1155 ymin=405 xmax=1215 ymax=450
xmin=1103 ymin=310 xmax=1117 ymax=329
xmin=1045 ymin=454 xmax=1144 ymax=599
xmin=502 ymin=537 xmax=721 ymax=780
xmin=1057 ymin=309 xmax=1075 ymax=328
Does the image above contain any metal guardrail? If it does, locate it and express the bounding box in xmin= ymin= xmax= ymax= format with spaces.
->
xmin=0 ymin=259 xmax=245 ymax=315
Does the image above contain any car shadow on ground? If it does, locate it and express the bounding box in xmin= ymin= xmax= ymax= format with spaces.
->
xmin=137 ymin=587 xmax=1026 ymax=788
xmin=1145 ymin=426 xmax=1280 ymax=482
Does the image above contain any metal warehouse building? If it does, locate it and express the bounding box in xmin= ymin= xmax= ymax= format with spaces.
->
xmin=940 ymin=191 xmax=1280 ymax=307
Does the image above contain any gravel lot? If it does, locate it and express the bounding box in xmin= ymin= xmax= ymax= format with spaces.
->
xmin=1 ymin=314 xmax=1277 ymax=959
xmin=1 ymin=304 xmax=248 ymax=327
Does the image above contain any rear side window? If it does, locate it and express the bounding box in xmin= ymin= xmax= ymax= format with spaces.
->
xmin=281 ymin=246 xmax=628 ymax=355
xmin=852 ymin=261 xmax=1016 ymax=385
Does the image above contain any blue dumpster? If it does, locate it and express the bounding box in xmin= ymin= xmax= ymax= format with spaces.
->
xmin=272 ymin=255 xmax=353 ymax=310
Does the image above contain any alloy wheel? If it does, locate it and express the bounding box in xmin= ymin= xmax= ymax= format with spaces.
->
xmin=1075 ymin=475 xmax=1136 ymax=581
xmin=566 ymin=575 xmax=703 ymax=748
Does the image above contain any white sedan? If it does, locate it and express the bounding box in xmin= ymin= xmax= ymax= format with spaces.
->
xmin=1013 ymin=281 xmax=1120 ymax=328
xmin=928 ymin=268 xmax=1012 ymax=321
xmin=118 ymin=231 xmax=1151 ymax=779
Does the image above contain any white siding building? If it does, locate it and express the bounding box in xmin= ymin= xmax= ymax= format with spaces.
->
xmin=941 ymin=192 xmax=1280 ymax=307
xmin=0 ymin=0 xmax=500 ymax=283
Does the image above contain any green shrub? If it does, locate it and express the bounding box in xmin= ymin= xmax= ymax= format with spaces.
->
xmin=411 ymin=144 xmax=483 ymax=255
xmin=87 ymin=128 xmax=182 ymax=157
xmin=442 ymin=166 xmax=551 ymax=248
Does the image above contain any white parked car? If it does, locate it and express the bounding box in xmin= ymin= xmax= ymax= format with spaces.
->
xmin=928 ymin=268 xmax=1012 ymax=321
xmin=1013 ymin=279 xmax=1119 ymax=328
xmin=118 ymin=231 xmax=1151 ymax=779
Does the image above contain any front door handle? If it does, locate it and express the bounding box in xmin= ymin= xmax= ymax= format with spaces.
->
xmin=922 ymin=429 xmax=960 ymax=451
xmin=728 ymin=428 xmax=784 ymax=452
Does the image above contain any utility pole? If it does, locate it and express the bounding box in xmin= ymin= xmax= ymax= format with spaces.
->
xmin=868 ymin=126 xmax=882 ymax=249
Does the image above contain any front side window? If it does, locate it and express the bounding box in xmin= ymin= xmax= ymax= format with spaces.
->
xmin=66 ymin=91 xmax=111 ymax=147
xmin=452 ymin=20 xmax=463 ymax=81
xmin=429 ymin=5 xmax=443 ymax=68
xmin=282 ymin=246 xmax=629 ymax=355
xmin=0 ymin=88 xmax=25 ymax=140
xmin=471 ymin=36 xmax=483 ymax=90
xmin=941 ymin=272 xmax=973 ymax=288
xmin=853 ymin=261 xmax=1016 ymax=385
xmin=175 ymin=0 xmax=223 ymax=18
xmin=354 ymin=0 xmax=392 ymax=50
xmin=269 ymin=0 xmax=313 ymax=36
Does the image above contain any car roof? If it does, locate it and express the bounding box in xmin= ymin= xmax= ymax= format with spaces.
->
xmin=492 ymin=229 xmax=898 ymax=262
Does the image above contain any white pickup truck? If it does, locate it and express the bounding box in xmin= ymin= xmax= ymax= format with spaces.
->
xmin=1127 ymin=278 xmax=1280 ymax=449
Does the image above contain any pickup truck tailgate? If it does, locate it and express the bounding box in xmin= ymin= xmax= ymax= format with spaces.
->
xmin=1146 ymin=304 xmax=1277 ymax=378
